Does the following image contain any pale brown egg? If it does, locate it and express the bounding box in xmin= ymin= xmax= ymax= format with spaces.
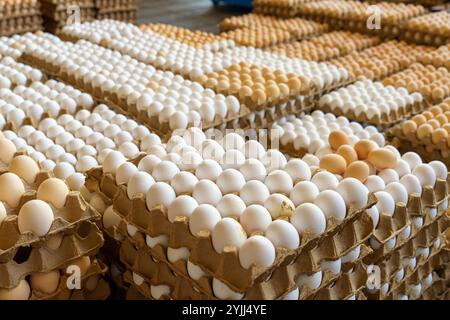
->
xmin=329 ymin=130 xmax=350 ymax=150
xmin=417 ymin=123 xmax=434 ymax=139
xmin=319 ymin=154 xmax=347 ymax=175
xmin=401 ymin=120 xmax=417 ymax=135
xmin=412 ymin=114 xmax=427 ymax=126
xmin=336 ymin=145 xmax=358 ymax=165
xmin=0 ymin=138 xmax=17 ymax=165
xmin=427 ymin=119 xmax=441 ymax=129
xmin=0 ymin=280 xmax=30 ymax=300
xmin=9 ymin=155 xmax=40 ymax=184
xmin=431 ymin=128 xmax=448 ymax=144
xmin=344 ymin=161 xmax=370 ymax=182
xmin=354 ymin=140 xmax=378 ymax=160
xmin=0 ymin=172 xmax=25 ymax=208
xmin=367 ymin=148 xmax=397 ymax=170
xmin=30 ymin=270 xmax=60 ymax=294
xmin=37 ymin=178 xmax=70 ymax=209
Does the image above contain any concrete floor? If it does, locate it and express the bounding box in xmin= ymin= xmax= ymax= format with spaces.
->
xmin=137 ymin=0 xmax=250 ymax=33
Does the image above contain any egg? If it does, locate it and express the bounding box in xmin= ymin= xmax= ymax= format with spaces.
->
xmin=429 ymin=161 xmax=447 ymax=180
xmin=138 ymin=154 xmax=161 ymax=173
xmin=240 ymin=180 xmax=270 ymax=205
xmin=378 ymin=169 xmax=399 ymax=185
xmin=402 ymin=152 xmax=422 ymax=170
xmin=311 ymin=171 xmax=339 ymax=191
xmin=374 ymin=191 xmax=395 ymax=216
xmin=192 ymin=180 xmax=222 ymax=205
xmin=9 ymin=155 xmax=40 ymax=184
xmin=127 ymin=172 xmax=155 ymax=199
xmin=217 ymin=169 xmax=246 ymax=194
xmin=0 ymin=201 xmax=6 ymax=225
xmin=103 ymin=151 xmax=126 ymax=174
xmin=189 ymin=204 xmax=221 ymax=235
xmin=341 ymin=245 xmax=361 ymax=263
xmin=239 ymin=158 xmax=267 ymax=181
xmin=187 ymin=261 xmax=206 ymax=280
xmin=223 ymin=132 xmax=245 ymax=151
xmin=238 ymin=235 xmax=276 ymax=269
xmin=116 ymin=162 xmax=139 ymax=185
xmin=296 ymin=271 xmax=322 ymax=290
xmin=367 ymin=148 xmax=397 ymax=170
xmin=240 ymin=204 xmax=272 ymax=234
xmin=354 ymin=140 xmax=378 ymax=160
xmin=264 ymin=170 xmax=293 ymax=194
xmin=216 ymin=194 xmax=246 ymax=218
xmin=221 ymin=149 xmax=245 ymax=170
xmin=284 ymin=159 xmax=311 ymax=183
xmin=394 ymin=159 xmax=412 ymax=177
xmin=319 ymin=154 xmax=346 ymax=175
xmin=30 ymin=270 xmax=60 ymax=294
xmin=261 ymin=149 xmax=287 ymax=172
xmin=18 ymin=199 xmax=54 ymax=236
xmin=167 ymin=195 xmax=198 ymax=223
xmin=314 ymin=190 xmax=346 ymax=222
xmin=212 ymin=217 xmax=247 ymax=253
xmin=0 ymin=172 xmax=25 ymax=208
xmin=291 ymin=203 xmax=326 ymax=237
xmin=244 ymin=140 xmax=265 ymax=159
xmin=0 ymin=280 xmax=30 ymax=300
xmin=212 ymin=278 xmax=244 ymax=300
xmin=265 ymin=219 xmax=299 ymax=250
xmin=37 ymin=178 xmax=70 ymax=209
xmin=170 ymin=171 xmax=198 ymax=195
xmin=146 ymin=182 xmax=176 ymax=209
xmin=152 ymin=160 xmax=180 ymax=182
xmin=53 ymin=162 xmax=75 ymax=180
xmin=282 ymin=288 xmax=299 ymax=300
xmin=0 ymin=138 xmax=17 ymax=164
xmin=103 ymin=205 xmax=122 ymax=229
xmin=385 ymin=182 xmax=408 ymax=204
xmin=400 ymin=174 xmax=422 ymax=195
xmin=336 ymin=178 xmax=368 ymax=210
xmin=290 ymin=181 xmax=319 ymax=206
xmin=412 ymin=164 xmax=436 ymax=187
xmin=328 ymin=130 xmax=350 ymax=150
xmin=146 ymin=234 xmax=169 ymax=248
xmin=320 ymin=259 xmax=342 ymax=275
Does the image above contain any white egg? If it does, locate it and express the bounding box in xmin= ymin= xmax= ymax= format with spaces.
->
xmin=412 ymin=164 xmax=436 ymax=187
xmin=212 ymin=278 xmax=244 ymax=300
xmin=127 ymin=172 xmax=155 ymax=199
xmin=336 ymin=178 xmax=368 ymax=210
xmin=240 ymin=204 xmax=272 ymax=234
xmin=216 ymin=169 xmax=246 ymax=194
xmin=311 ymin=171 xmax=339 ymax=191
xmin=385 ymin=182 xmax=408 ymax=204
xmin=239 ymin=159 xmax=267 ymax=181
xmin=320 ymin=259 xmax=342 ymax=274
xmin=167 ymin=246 xmax=190 ymax=263
xmin=189 ymin=204 xmax=221 ymax=235
xmin=290 ymin=181 xmax=319 ymax=206
xmin=302 ymin=154 xmax=320 ymax=167
xmin=103 ymin=151 xmax=126 ymax=174
xmin=211 ymin=217 xmax=247 ymax=253
xmin=18 ymin=200 xmax=54 ymax=237
xmin=314 ymin=190 xmax=346 ymax=222
xmin=138 ymin=154 xmax=161 ymax=173
xmin=265 ymin=219 xmax=299 ymax=250
xmin=146 ymin=234 xmax=169 ymax=248
xmin=221 ymin=149 xmax=245 ymax=170
xmin=167 ymin=195 xmax=198 ymax=223
xmin=216 ymin=194 xmax=246 ymax=218
xmin=238 ymin=235 xmax=276 ymax=269
xmin=374 ymin=191 xmax=395 ymax=216
xmin=244 ymin=140 xmax=265 ymax=159
xmin=341 ymin=245 xmax=361 ymax=263
xmin=261 ymin=150 xmax=287 ymax=172
xmin=291 ymin=203 xmax=326 ymax=237
xmin=393 ymin=159 xmax=411 ymax=177
xmin=170 ymin=171 xmax=198 ymax=195
xmin=264 ymin=193 xmax=295 ymax=219
xmin=264 ymin=170 xmax=293 ymax=194
xmin=400 ymin=174 xmax=422 ymax=195
xmin=284 ymin=159 xmax=311 ymax=183
xmin=402 ymin=152 xmax=422 ymax=170
xmin=75 ymin=156 xmax=98 ymax=173
xmin=296 ymin=271 xmax=322 ymax=290
xmin=192 ymin=180 xmax=222 ymax=205
xmin=53 ymin=162 xmax=75 ymax=180
xmin=187 ymin=261 xmax=206 ymax=280
xmin=146 ymin=182 xmax=176 ymax=209
xmin=240 ymin=180 xmax=270 ymax=205
xmin=429 ymin=161 xmax=447 ymax=180
xmin=282 ymin=288 xmax=299 ymax=300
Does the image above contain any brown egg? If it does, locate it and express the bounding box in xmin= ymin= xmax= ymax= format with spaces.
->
xmin=319 ymin=154 xmax=347 ymax=174
xmin=429 ymin=106 xmax=443 ymax=116
xmin=417 ymin=123 xmax=434 ymax=139
xmin=412 ymin=114 xmax=427 ymax=126
xmin=431 ymin=128 xmax=448 ymax=144
xmin=0 ymin=138 xmax=17 ymax=165
xmin=9 ymin=155 xmax=40 ymax=184
xmin=427 ymin=119 xmax=441 ymax=129
xmin=442 ymin=123 xmax=450 ymax=134
xmin=329 ymin=130 xmax=350 ymax=150
xmin=0 ymin=172 xmax=25 ymax=208
xmin=344 ymin=161 xmax=370 ymax=182
xmin=435 ymin=114 xmax=448 ymax=126
xmin=401 ymin=120 xmax=417 ymax=135
xmin=0 ymin=280 xmax=30 ymax=300
xmin=251 ymin=89 xmax=267 ymax=105
xmin=422 ymin=111 xmax=434 ymax=120
xmin=354 ymin=140 xmax=378 ymax=160
xmin=367 ymin=148 xmax=397 ymax=170
xmin=30 ymin=270 xmax=60 ymax=294
xmin=336 ymin=145 xmax=358 ymax=165
xmin=37 ymin=178 xmax=70 ymax=209
xmin=67 ymin=256 xmax=91 ymax=276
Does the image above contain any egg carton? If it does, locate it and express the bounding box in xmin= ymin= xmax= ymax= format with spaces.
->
xmin=0 ymin=169 xmax=101 ymax=260
xmin=122 ymin=270 xmax=171 ymax=300
xmin=253 ymin=0 xmax=312 ymax=18
xmin=420 ymin=261 xmax=450 ymax=299
xmin=96 ymin=10 xmax=136 ymax=23
xmin=365 ymin=206 xmax=450 ymax=265
xmin=0 ymin=15 xmax=43 ymax=36
xmin=0 ymin=221 xmax=103 ymax=289
xmin=320 ymin=99 xmax=426 ymax=129
xmin=31 ymin=257 xmax=108 ymax=300
xmin=40 ymin=0 xmax=95 ymax=18
xmin=400 ymin=30 xmax=450 ymax=47
xmin=95 ymin=0 xmax=137 ymax=9
xmin=126 ymin=284 xmax=149 ymax=300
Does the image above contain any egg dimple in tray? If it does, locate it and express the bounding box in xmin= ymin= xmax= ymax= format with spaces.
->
xmin=0 ymin=165 xmax=101 ymax=259
xmin=0 ymin=221 xmax=104 ymax=289
xmin=84 ymin=163 xmax=376 ymax=298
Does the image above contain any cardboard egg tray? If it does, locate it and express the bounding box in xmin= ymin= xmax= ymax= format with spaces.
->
xmin=85 ymin=165 xmax=376 ymax=296
xmin=0 ymin=169 xmax=101 ymax=260
xmin=0 ymin=14 xmax=43 ymax=36
xmin=253 ymin=0 xmax=315 ymax=18
xmin=94 ymin=0 xmax=137 ymax=13
xmin=31 ymin=257 xmax=108 ymax=300
xmin=399 ymin=11 xmax=450 ymax=46
xmin=319 ymin=99 xmax=427 ymax=129
xmin=420 ymin=255 xmax=450 ymax=300
xmin=418 ymin=44 xmax=450 ymax=71
xmin=40 ymin=0 xmax=95 ymax=20
xmin=96 ymin=10 xmax=136 ymax=23
xmin=219 ymin=26 xmax=294 ymax=49
xmin=0 ymin=221 xmax=103 ymax=289
xmin=63 ymin=276 xmax=111 ymax=300
xmin=126 ymin=284 xmax=149 ymax=300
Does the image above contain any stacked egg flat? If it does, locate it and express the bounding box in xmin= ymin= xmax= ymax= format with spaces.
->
xmin=0 ymin=0 xmax=43 ymax=36
xmin=253 ymin=0 xmax=314 ymax=18
xmin=317 ymin=78 xmax=424 ymax=127
xmin=401 ymin=11 xmax=450 ymax=46
xmin=382 ymin=63 xmax=450 ymax=104
xmin=40 ymin=0 xmax=96 ymax=33
xmin=267 ymin=31 xmax=381 ymax=61
xmin=220 ymin=26 xmax=293 ymax=49
xmin=94 ymin=0 xmax=137 ymax=23
xmin=419 ymin=44 xmax=450 ymax=71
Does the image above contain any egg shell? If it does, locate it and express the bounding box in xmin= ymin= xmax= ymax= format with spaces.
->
xmin=37 ymin=178 xmax=69 ymax=209
xmin=103 ymin=151 xmax=126 ymax=174
xmin=412 ymin=164 xmax=436 ymax=187
xmin=314 ymin=190 xmax=346 ymax=222
xmin=319 ymin=154 xmax=346 ymax=175
xmin=240 ymin=180 xmax=270 ymax=205
xmin=265 ymin=170 xmax=293 ymax=194
xmin=374 ymin=191 xmax=395 ymax=216
xmin=402 ymin=152 xmax=422 ymax=170
xmin=0 ymin=280 xmax=30 ymax=300
xmin=336 ymin=178 xmax=368 ymax=210
xmin=378 ymin=169 xmax=399 ymax=185
xmin=0 ymin=202 xmax=6 ymax=224
xmin=354 ymin=140 xmax=378 ymax=160
xmin=189 ymin=204 xmax=221 ymax=235
xmin=216 ymin=193 xmax=246 ymax=218
xmin=152 ymin=160 xmax=180 ymax=182
xmin=265 ymin=219 xmax=299 ymax=250
xmin=284 ymin=159 xmax=311 ymax=183
xmin=116 ymin=162 xmax=139 ymax=185
xmin=344 ymin=161 xmax=369 ymax=182
xmin=320 ymin=259 xmax=342 ymax=275
xmin=217 ymin=169 xmax=246 ymax=194
xmin=240 ymin=204 xmax=272 ymax=234
xmin=385 ymin=182 xmax=408 ymax=204
xmin=239 ymin=158 xmax=267 ymax=181
xmin=290 ymin=181 xmax=319 ymax=206
xmin=394 ymin=159 xmax=412 ymax=177
xmin=328 ymin=130 xmax=350 ymax=150
xmin=9 ymin=155 xmax=40 ymax=184
xmin=18 ymin=199 xmax=54 ymax=236
xmin=187 ymin=260 xmax=206 ymax=280
xmin=195 ymin=159 xmax=223 ymax=181
xmin=291 ymin=203 xmax=326 ymax=237
xmin=0 ymin=138 xmax=17 ymax=164
xmin=146 ymin=182 xmax=176 ymax=210
xmin=167 ymin=246 xmax=190 ymax=263
xmin=341 ymin=245 xmax=360 ymax=263
xmin=167 ymin=195 xmax=198 ymax=223
xmin=211 ymin=217 xmax=247 ymax=253
xmin=127 ymin=171 xmax=155 ymax=199
xmin=311 ymin=171 xmax=339 ymax=191
xmin=212 ymin=278 xmax=244 ymax=300
xmin=170 ymin=171 xmax=198 ymax=195
xmin=103 ymin=205 xmax=122 ymax=230
xmin=429 ymin=161 xmax=447 ymax=180
xmin=367 ymin=148 xmax=397 ymax=170
xmin=192 ymin=180 xmax=222 ymax=205
xmin=0 ymin=172 xmax=25 ymax=208
xmin=30 ymin=270 xmax=60 ymax=294
xmin=150 ymin=285 xmax=171 ymax=299
xmin=138 ymin=154 xmax=161 ymax=173
xmin=336 ymin=145 xmax=358 ymax=166
xmin=296 ymin=271 xmax=322 ymax=290
xmin=238 ymin=235 xmax=276 ymax=269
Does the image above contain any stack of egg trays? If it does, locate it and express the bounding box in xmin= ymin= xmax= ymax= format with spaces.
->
xmin=94 ymin=0 xmax=137 ymax=23
xmin=85 ymin=154 xmax=376 ymax=300
xmin=389 ymin=99 xmax=450 ymax=167
xmin=399 ymin=12 xmax=450 ymax=46
xmin=40 ymin=0 xmax=95 ymax=33
xmin=362 ymin=174 xmax=450 ymax=299
xmin=0 ymin=1 xmax=43 ymax=36
xmin=0 ymin=157 xmax=105 ymax=300
xmin=420 ymin=251 xmax=450 ymax=300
